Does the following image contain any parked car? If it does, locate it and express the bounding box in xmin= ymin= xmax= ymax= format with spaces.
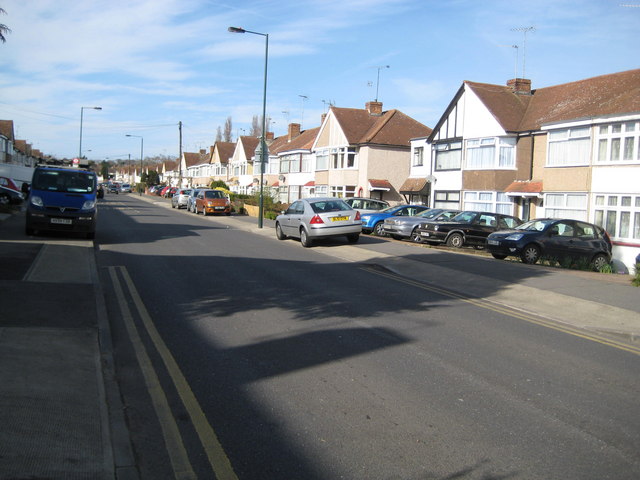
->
xmin=159 ymin=185 xmax=172 ymax=197
xmin=486 ymin=218 xmax=612 ymax=270
xmin=107 ymin=183 xmax=120 ymax=194
xmin=171 ymin=188 xmax=192 ymax=209
xmin=361 ymin=204 xmax=430 ymax=236
xmin=416 ymin=210 xmax=522 ymax=248
xmin=0 ymin=184 xmax=24 ymax=205
xmin=0 ymin=176 xmax=21 ymax=192
xmin=275 ymin=197 xmax=362 ymax=247
xmin=187 ymin=189 xmax=201 ymax=213
xmin=195 ymin=189 xmax=231 ymax=215
xmin=382 ymin=208 xmax=461 ymax=241
xmin=120 ymin=183 xmax=132 ymax=193
xmin=343 ymin=197 xmax=390 ymax=214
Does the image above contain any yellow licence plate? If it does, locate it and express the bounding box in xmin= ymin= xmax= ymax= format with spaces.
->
xmin=331 ymin=216 xmax=349 ymax=222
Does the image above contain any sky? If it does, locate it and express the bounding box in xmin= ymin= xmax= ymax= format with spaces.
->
xmin=0 ymin=0 xmax=638 ymax=162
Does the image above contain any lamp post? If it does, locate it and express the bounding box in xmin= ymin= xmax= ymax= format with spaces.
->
xmin=126 ymin=134 xmax=144 ymax=195
xmin=79 ymin=106 xmax=102 ymax=159
xmin=228 ymin=26 xmax=269 ymax=228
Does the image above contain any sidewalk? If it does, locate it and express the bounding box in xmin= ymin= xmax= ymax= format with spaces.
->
xmin=0 ymin=210 xmax=137 ymax=480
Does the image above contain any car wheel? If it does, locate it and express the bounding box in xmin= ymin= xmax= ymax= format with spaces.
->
xmin=446 ymin=232 xmax=464 ymax=248
xmin=347 ymin=233 xmax=359 ymax=244
xmin=373 ymin=222 xmax=385 ymax=236
xmin=300 ymin=228 xmax=313 ymax=247
xmin=275 ymin=223 xmax=287 ymax=240
xmin=411 ymin=229 xmax=422 ymax=243
xmin=591 ymin=253 xmax=609 ymax=272
xmin=0 ymin=194 xmax=9 ymax=205
xmin=491 ymin=253 xmax=508 ymax=260
xmin=172 ymin=202 xmax=176 ymax=208
xmin=520 ymin=244 xmax=541 ymax=264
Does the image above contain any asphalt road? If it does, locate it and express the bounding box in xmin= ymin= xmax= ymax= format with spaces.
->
xmin=94 ymin=194 xmax=640 ymax=480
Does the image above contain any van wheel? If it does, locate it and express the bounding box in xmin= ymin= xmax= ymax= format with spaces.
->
xmin=25 ymin=226 xmax=34 ymax=236
xmin=87 ymin=232 xmax=95 ymax=240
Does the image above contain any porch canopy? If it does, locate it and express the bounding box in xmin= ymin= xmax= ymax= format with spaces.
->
xmin=399 ymin=177 xmax=430 ymax=195
xmin=368 ymin=179 xmax=392 ymax=192
xmin=504 ymin=180 xmax=543 ymax=198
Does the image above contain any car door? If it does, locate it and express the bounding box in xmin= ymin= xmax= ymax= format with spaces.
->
xmin=467 ymin=213 xmax=497 ymax=245
xmin=544 ymin=220 xmax=576 ymax=260
xmin=281 ymin=201 xmax=304 ymax=237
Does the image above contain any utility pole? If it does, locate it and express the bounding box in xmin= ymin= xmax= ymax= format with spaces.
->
xmin=178 ymin=121 xmax=183 ymax=187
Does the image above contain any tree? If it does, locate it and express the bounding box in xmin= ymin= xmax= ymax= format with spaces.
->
xmin=250 ymin=115 xmax=262 ymax=137
xmin=0 ymin=7 xmax=11 ymax=43
xmin=215 ymin=126 xmax=222 ymax=142
xmin=100 ymin=161 xmax=109 ymax=179
xmin=224 ymin=117 xmax=233 ymax=142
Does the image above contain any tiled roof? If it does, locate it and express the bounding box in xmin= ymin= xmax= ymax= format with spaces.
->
xmin=505 ymin=180 xmax=543 ymax=193
xmin=466 ymin=69 xmax=640 ymax=133
xmin=214 ymin=142 xmax=235 ymax=164
xmin=240 ymin=136 xmax=260 ymax=159
xmin=271 ymin=127 xmax=321 ymax=155
xmin=369 ymin=179 xmax=392 ymax=190
xmin=332 ymin=107 xmax=431 ymax=147
xmin=184 ymin=151 xmax=209 ymax=167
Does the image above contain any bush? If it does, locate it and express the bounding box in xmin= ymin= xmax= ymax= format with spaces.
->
xmin=633 ymin=263 xmax=640 ymax=287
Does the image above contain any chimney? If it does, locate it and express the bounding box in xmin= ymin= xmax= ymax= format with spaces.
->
xmin=321 ymin=113 xmax=327 ymax=124
xmin=507 ymin=78 xmax=532 ymax=95
xmin=266 ymin=131 xmax=275 ymax=141
xmin=366 ymin=101 xmax=383 ymax=116
xmin=210 ymin=145 xmax=214 ymax=155
xmin=199 ymin=149 xmax=206 ymax=155
xmin=288 ymin=123 xmax=301 ymax=142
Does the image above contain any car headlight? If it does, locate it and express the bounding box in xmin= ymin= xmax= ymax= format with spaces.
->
xmin=82 ymin=199 xmax=96 ymax=210
xmin=30 ymin=195 xmax=43 ymax=207
xmin=506 ymin=233 xmax=524 ymax=241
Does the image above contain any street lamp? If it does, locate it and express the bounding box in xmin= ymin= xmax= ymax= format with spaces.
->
xmin=79 ymin=106 xmax=102 ymax=159
xmin=228 ymin=26 xmax=269 ymax=228
xmin=126 ymin=134 xmax=144 ymax=195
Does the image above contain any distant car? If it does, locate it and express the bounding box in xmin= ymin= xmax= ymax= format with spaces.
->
xmin=486 ymin=218 xmax=612 ymax=270
xmin=275 ymin=197 xmax=362 ymax=247
xmin=108 ymin=183 xmax=120 ymax=194
xmin=416 ymin=210 xmax=522 ymax=248
xmin=159 ymin=185 xmax=172 ymax=197
xmin=171 ymin=188 xmax=192 ymax=209
xmin=120 ymin=183 xmax=132 ymax=193
xmin=361 ymin=204 xmax=430 ymax=236
xmin=383 ymin=208 xmax=461 ymax=242
xmin=343 ymin=197 xmax=390 ymax=214
xmin=0 ymin=184 xmax=24 ymax=205
xmin=187 ymin=189 xmax=201 ymax=213
xmin=195 ymin=189 xmax=231 ymax=215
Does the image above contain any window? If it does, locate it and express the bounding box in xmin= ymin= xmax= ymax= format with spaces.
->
xmin=315 ymin=150 xmax=329 ymax=170
xmin=315 ymin=185 xmax=328 ymax=197
xmin=594 ymin=194 xmax=640 ymax=240
xmin=434 ymin=141 xmax=462 ymax=170
xmin=547 ymin=127 xmax=591 ymax=166
xmin=597 ymin=121 xmax=639 ymax=163
xmin=329 ymin=147 xmax=357 ymax=169
xmin=413 ymin=146 xmax=424 ymax=166
xmin=544 ymin=192 xmax=587 ymax=220
xmin=463 ymin=191 xmax=512 ymax=214
xmin=278 ymin=185 xmax=289 ymax=203
xmin=433 ymin=190 xmax=460 ymax=209
xmin=465 ymin=137 xmax=516 ymax=169
xmin=330 ymin=185 xmax=356 ymax=198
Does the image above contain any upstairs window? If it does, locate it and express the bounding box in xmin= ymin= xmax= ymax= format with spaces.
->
xmin=465 ymin=137 xmax=516 ymax=169
xmin=547 ymin=127 xmax=591 ymax=166
xmin=597 ymin=121 xmax=639 ymax=163
xmin=434 ymin=141 xmax=462 ymax=170
xmin=315 ymin=150 xmax=329 ymax=170
xmin=330 ymin=147 xmax=357 ymax=169
xmin=413 ymin=146 xmax=424 ymax=166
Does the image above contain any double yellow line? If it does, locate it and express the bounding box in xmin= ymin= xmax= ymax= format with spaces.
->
xmin=362 ymin=265 xmax=640 ymax=356
xmin=108 ymin=266 xmax=238 ymax=480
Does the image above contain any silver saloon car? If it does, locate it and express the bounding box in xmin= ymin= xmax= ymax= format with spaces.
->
xmin=382 ymin=208 xmax=461 ymax=242
xmin=275 ymin=197 xmax=362 ymax=247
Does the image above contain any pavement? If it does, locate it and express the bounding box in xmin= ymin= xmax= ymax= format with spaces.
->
xmin=1 ymin=195 xmax=639 ymax=479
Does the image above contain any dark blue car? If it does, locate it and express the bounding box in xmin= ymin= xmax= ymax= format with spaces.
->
xmin=360 ymin=204 xmax=429 ymax=235
xmin=486 ymin=218 xmax=612 ymax=270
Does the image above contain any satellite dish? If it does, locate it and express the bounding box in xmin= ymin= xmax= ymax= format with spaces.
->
xmin=278 ymin=175 xmax=286 ymax=181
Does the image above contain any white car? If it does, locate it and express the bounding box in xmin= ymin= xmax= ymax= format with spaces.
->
xmin=343 ymin=197 xmax=389 ymax=214
xmin=171 ymin=188 xmax=192 ymax=209
xmin=120 ymin=183 xmax=132 ymax=193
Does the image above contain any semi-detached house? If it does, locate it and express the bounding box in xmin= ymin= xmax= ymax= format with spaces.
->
xmin=411 ymin=69 xmax=640 ymax=273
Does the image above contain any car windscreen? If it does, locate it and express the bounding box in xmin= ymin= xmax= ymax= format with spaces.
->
xmin=33 ymin=170 xmax=96 ymax=194
xmin=204 ymin=190 xmax=225 ymax=199
xmin=451 ymin=211 xmax=477 ymax=223
xmin=516 ymin=219 xmax=554 ymax=231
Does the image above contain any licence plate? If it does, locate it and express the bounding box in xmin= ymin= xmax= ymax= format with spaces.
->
xmin=487 ymin=239 xmax=500 ymax=245
xmin=420 ymin=232 xmax=430 ymax=237
xmin=214 ymin=206 xmax=224 ymax=210
xmin=331 ymin=216 xmax=349 ymax=222
xmin=51 ymin=218 xmax=72 ymax=225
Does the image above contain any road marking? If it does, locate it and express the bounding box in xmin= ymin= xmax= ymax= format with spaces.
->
xmin=108 ymin=267 xmax=197 ymax=479
xmin=111 ymin=266 xmax=239 ymax=480
xmin=361 ymin=265 xmax=640 ymax=356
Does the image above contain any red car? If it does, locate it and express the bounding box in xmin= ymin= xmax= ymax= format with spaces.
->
xmin=195 ymin=189 xmax=231 ymax=215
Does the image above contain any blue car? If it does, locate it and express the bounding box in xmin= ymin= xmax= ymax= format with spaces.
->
xmin=361 ymin=204 xmax=429 ymax=235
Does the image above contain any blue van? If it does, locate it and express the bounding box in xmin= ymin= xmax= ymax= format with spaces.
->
xmin=25 ymin=165 xmax=98 ymax=239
